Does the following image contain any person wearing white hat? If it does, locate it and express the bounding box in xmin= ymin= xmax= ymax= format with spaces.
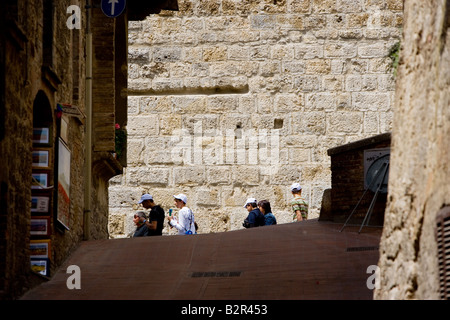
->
xmin=168 ymin=194 xmax=196 ymax=235
xmin=242 ymin=197 xmax=265 ymax=228
xmin=290 ymin=183 xmax=308 ymax=221
xmin=138 ymin=193 xmax=153 ymax=204
xmin=138 ymin=194 xmax=165 ymax=236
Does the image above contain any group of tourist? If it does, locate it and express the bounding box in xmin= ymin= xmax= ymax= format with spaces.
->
xmin=132 ymin=193 xmax=196 ymax=237
xmin=132 ymin=182 xmax=308 ymax=237
xmin=242 ymin=182 xmax=309 ymax=229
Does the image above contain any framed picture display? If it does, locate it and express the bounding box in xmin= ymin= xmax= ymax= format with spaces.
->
xmin=31 ymin=171 xmax=51 ymax=190
xmin=30 ymin=217 xmax=51 ymax=236
xmin=32 ymin=148 xmax=51 ymax=169
xmin=32 ymin=127 xmax=50 ymax=145
xmin=31 ymin=195 xmax=50 ymax=213
xmin=60 ymin=117 xmax=69 ymax=144
xmin=30 ymin=258 xmax=50 ymax=277
xmin=30 ymin=239 xmax=51 ymax=259
xmin=56 ymin=138 xmax=71 ymax=230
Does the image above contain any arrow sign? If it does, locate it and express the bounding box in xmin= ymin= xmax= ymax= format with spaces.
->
xmin=101 ymin=0 xmax=126 ymax=18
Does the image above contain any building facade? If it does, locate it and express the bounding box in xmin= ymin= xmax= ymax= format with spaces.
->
xmin=0 ymin=0 xmax=177 ymax=300
xmin=108 ymin=0 xmax=404 ymax=237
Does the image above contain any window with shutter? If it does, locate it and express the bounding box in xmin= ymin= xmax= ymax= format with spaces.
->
xmin=436 ymin=206 xmax=450 ymax=300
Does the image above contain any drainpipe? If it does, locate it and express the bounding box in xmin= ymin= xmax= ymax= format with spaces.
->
xmin=84 ymin=0 xmax=92 ymax=240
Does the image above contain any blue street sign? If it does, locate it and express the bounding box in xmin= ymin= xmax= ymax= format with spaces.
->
xmin=101 ymin=0 xmax=126 ymax=18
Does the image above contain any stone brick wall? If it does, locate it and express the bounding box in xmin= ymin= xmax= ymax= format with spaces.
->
xmin=0 ymin=0 xmax=88 ymax=299
xmin=109 ymin=0 xmax=403 ymax=237
xmin=0 ymin=0 xmax=128 ymax=299
xmin=375 ymin=1 xmax=450 ymax=300
xmin=0 ymin=13 xmax=33 ymax=299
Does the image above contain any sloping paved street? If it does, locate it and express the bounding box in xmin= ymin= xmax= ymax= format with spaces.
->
xmin=21 ymin=219 xmax=381 ymax=300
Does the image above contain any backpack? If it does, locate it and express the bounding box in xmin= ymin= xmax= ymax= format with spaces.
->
xmin=256 ymin=211 xmax=266 ymax=227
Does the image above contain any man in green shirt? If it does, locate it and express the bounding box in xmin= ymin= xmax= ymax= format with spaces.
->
xmin=290 ymin=183 xmax=308 ymax=221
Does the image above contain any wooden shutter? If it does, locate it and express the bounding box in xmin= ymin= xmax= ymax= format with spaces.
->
xmin=436 ymin=206 xmax=450 ymax=299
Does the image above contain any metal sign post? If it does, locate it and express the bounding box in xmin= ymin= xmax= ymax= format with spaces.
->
xmin=101 ymin=0 xmax=126 ymax=18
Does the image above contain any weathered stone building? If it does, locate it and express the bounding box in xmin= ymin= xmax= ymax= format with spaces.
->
xmin=0 ymin=0 xmax=178 ymax=300
xmin=375 ymin=0 xmax=450 ymax=299
xmin=109 ymin=0 xmax=403 ymax=237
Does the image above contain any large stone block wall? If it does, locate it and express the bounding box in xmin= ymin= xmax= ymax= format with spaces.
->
xmin=109 ymin=0 xmax=403 ymax=237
